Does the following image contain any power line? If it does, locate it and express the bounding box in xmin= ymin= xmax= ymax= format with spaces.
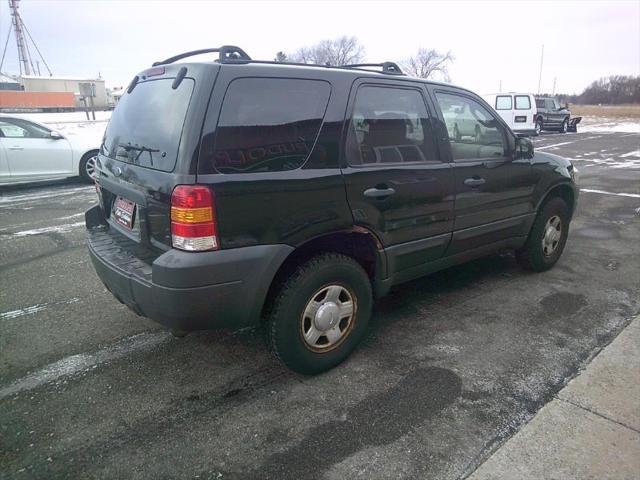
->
xmin=19 ymin=11 xmax=51 ymax=75
xmin=0 ymin=21 xmax=12 ymax=73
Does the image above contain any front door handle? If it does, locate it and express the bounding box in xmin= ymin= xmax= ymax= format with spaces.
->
xmin=364 ymin=187 xmax=396 ymax=198
xmin=8 ymin=146 xmax=24 ymax=150
xmin=464 ymin=177 xmax=486 ymax=187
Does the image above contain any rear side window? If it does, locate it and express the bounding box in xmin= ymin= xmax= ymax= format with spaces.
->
xmin=535 ymin=99 xmax=545 ymax=108
xmin=495 ymin=96 xmax=512 ymax=110
xmin=515 ymin=95 xmax=531 ymax=110
xmin=213 ymin=78 xmax=331 ymax=174
xmin=346 ymin=85 xmax=438 ymax=165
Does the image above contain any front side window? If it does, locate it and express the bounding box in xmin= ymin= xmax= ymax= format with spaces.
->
xmin=346 ymin=85 xmax=437 ymax=165
xmin=213 ymin=78 xmax=331 ymax=174
xmin=0 ymin=118 xmax=50 ymax=138
xmin=495 ymin=96 xmax=512 ymax=110
xmin=515 ymin=95 xmax=531 ymax=110
xmin=435 ymin=92 xmax=507 ymax=161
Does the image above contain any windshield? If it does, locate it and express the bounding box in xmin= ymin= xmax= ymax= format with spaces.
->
xmin=102 ymin=78 xmax=194 ymax=172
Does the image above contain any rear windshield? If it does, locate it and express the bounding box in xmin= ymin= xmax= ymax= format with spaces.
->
xmin=102 ymin=78 xmax=194 ymax=172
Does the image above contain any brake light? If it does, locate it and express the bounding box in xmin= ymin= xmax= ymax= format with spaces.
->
xmin=170 ymin=185 xmax=218 ymax=251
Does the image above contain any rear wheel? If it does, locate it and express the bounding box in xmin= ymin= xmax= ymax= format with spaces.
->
xmin=267 ymin=253 xmax=372 ymax=374
xmin=80 ymin=150 xmax=99 ymax=183
xmin=516 ymin=197 xmax=570 ymax=272
xmin=535 ymin=118 xmax=543 ymax=136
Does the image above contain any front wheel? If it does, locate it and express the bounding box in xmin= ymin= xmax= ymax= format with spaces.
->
xmin=267 ymin=253 xmax=372 ymax=374
xmin=80 ymin=150 xmax=99 ymax=183
xmin=516 ymin=197 xmax=570 ymax=272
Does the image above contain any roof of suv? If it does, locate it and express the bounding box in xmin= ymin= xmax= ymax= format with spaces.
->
xmin=148 ymin=45 xmax=473 ymax=95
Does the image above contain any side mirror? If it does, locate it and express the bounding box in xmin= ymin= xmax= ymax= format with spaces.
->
xmin=514 ymin=137 xmax=534 ymax=160
xmin=50 ymin=130 xmax=63 ymax=140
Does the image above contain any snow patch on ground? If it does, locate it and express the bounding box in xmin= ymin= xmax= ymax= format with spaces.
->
xmin=0 ymin=331 xmax=170 ymax=399
xmin=570 ymin=157 xmax=640 ymax=170
xmin=10 ymin=111 xmax=112 ymax=123
xmin=579 ymin=121 xmax=640 ymax=133
xmin=4 ymin=221 xmax=85 ymax=237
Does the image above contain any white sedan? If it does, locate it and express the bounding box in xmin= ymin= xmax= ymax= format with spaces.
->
xmin=0 ymin=116 xmax=101 ymax=185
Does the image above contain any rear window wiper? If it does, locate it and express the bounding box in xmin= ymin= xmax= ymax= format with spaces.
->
xmin=116 ymin=143 xmax=160 ymax=166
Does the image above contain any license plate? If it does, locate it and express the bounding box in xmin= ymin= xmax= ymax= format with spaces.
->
xmin=112 ymin=196 xmax=136 ymax=230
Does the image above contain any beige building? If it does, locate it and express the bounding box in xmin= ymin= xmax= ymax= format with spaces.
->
xmin=20 ymin=75 xmax=108 ymax=108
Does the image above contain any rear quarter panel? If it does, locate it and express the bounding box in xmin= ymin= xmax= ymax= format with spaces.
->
xmin=195 ymin=66 xmax=355 ymax=249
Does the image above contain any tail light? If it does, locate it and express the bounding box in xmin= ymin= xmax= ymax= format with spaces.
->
xmin=170 ymin=185 xmax=218 ymax=251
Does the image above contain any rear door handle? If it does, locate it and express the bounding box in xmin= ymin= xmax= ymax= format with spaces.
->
xmin=364 ymin=187 xmax=396 ymax=198
xmin=464 ymin=177 xmax=486 ymax=187
xmin=8 ymin=146 xmax=24 ymax=150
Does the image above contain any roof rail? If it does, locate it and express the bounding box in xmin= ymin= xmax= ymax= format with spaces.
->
xmin=340 ymin=62 xmax=404 ymax=75
xmin=152 ymin=46 xmax=405 ymax=76
xmin=152 ymin=45 xmax=251 ymax=66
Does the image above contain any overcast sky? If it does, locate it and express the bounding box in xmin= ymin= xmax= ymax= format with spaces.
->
xmin=0 ymin=0 xmax=638 ymax=95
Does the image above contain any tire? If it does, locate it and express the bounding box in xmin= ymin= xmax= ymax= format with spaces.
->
xmin=267 ymin=253 xmax=372 ymax=375
xmin=560 ymin=118 xmax=568 ymax=134
xmin=516 ymin=197 xmax=570 ymax=272
xmin=535 ymin=118 xmax=543 ymax=136
xmin=80 ymin=150 xmax=99 ymax=183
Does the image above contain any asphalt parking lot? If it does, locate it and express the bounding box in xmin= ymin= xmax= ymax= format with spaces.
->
xmin=1 ymin=131 xmax=639 ymax=479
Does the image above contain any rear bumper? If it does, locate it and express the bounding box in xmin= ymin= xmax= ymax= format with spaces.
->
xmin=86 ymin=206 xmax=292 ymax=331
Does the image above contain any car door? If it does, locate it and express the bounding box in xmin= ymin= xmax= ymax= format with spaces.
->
xmin=341 ymin=80 xmax=454 ymax=276
xmin=0 ymin=118 xmax=73 ymax=182
xmin=494 ymin=95 xmax=514 ymax=129
xmin=429 ymin=88 xmax=535 ymax=255
xmin=546 ymin=99 xmax=561 ymax=126
xmin=0 ymin=138 xmax=10 ymax=184
xmin=513 ymin=95 xmax=533 ymax=129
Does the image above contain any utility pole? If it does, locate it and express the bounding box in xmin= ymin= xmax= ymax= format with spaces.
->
xmin=499 ymin=79 xmax=502 ymax=92
xmin=552 ymin=77 xmax=557 ymax=95
xmin=537 ymin=44 xmax=544 ymax=95
xmin=9 ymin=0 xmax=31 ymax=76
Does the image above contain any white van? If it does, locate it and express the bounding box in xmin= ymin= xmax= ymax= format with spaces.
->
xmin=483 ymin=93 xmax=538 ymax=136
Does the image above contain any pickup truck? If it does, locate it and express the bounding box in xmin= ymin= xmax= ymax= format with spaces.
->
xmin=535 ymin=97 xmax=581 ymax=133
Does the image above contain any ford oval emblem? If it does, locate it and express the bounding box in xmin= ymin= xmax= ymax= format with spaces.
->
xmin=114 ymin=166 xmax=122 ymax=177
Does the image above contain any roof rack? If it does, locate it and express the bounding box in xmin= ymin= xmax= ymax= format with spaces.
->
xmin=152 ymin=45 xmax=251 ymax=66
xmin=152 ymin=46 xmax=405 ymax=76
xmin=340 ymin=62 xmax=404 ymax=75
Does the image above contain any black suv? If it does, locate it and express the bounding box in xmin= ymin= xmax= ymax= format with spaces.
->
xmin=535 ymin=97 xmax=572 ymax=133
xmin=86 ymin=46 xmax=579 ymax=374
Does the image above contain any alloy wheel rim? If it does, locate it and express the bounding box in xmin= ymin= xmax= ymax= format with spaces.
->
xmin=85 ymin=156 xmax=97 ymax=179
xmin=542 ymin=215 xmax=562 ymax=257
xmin=300 ymin=284 xmax=356 ymax=352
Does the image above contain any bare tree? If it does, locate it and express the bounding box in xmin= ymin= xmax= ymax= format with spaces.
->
xmin=289 ymin=36 xmax=365 ymax=66
xmin=402 ymin=48 xmax=454 ymax=80
xmin=274 ymin=51 xmax=287 ymax=62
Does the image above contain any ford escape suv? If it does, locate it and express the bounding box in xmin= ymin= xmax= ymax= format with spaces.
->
xmin=86 ymin=46 xmax=579 ymax=374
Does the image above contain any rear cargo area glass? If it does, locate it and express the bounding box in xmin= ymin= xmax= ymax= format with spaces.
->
xmin=102 ymin=78 xmax=194 ymax=172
